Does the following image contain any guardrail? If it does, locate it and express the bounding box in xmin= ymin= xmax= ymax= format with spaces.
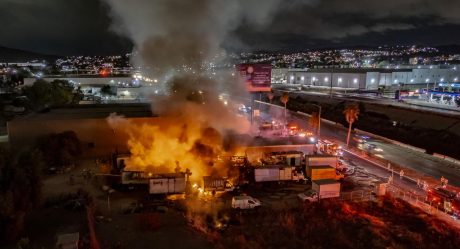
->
xmin=259 ymin=100 xmax=460 ymax=166
xmin=433 ymin=153 xmax=460 ymax=165
xmin=340 ymin=190 xmax=373 ymax=202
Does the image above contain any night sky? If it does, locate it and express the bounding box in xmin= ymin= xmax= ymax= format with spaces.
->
xmin=1 ymin=0 xmax=460 ymax=55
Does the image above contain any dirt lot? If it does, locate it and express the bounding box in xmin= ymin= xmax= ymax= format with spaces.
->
xmin=8 ymin=156 xmax=458 ymax=249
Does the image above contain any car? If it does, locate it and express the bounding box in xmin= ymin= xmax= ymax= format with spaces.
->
xmin=297 ymin=191 xmax=319 ymax=203
xmin=231 ymin=195 xmax=261 ymax=209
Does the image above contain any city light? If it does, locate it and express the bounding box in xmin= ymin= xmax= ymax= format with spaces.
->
xmin=324 ymin=77 xmax=329 ymax=82
xmin=353 ymin=78 xmax=358 ymax=84
xmin=338 ymin=77 xmax=342 ymax=83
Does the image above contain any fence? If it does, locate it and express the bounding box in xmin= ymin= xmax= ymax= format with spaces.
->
xmin=340 ymin=190 xmax=374 ymax=202
xmin=385 ymin=184 xmax=454 ymax=219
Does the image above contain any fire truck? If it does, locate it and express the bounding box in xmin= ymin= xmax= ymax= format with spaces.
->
xmin=426 ymin=187 xmax=460 ymax=217
xmin=317 ymin=140 xmax=343 ymax=157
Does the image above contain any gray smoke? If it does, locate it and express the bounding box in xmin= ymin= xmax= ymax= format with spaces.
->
xmin=102 ymin=0 xmax=309 ymax=79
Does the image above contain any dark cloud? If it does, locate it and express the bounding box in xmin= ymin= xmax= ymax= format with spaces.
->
xmin=0 ymin=0 xmax=132 ymax=55
xmin=0 ymin=0 xmax=459 ymax=55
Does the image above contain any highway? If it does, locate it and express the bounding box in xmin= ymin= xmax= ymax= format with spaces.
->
xmin=253 ymin=100 xmax=460 ymax=188
xmin=273 ymin=85 xmax=460 ymax=117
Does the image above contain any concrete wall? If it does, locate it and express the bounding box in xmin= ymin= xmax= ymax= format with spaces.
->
xmin=7 ymin=117 xmax=172 ymax=157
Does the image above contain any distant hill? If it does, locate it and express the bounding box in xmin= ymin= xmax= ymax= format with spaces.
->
xmin=436 ymin=44 xmax=460 ymax=54
xmin=0 ymin=46 xmax=58 ymax=63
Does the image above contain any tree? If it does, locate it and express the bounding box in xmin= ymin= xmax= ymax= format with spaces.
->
xmin=343 ymin=102 xmax=360 ymax=146
xmin=0 ymin=148 xmax=43 ymax=242
xmin=266 ymin=91 xmax=274 ymax=104
xmin=280 ymin=92 xmax=289 ymax=124
xmin=38 ymin=131 xmax=82 ymax=169
xmin=22 ymin=79 xmax=75 ymax=110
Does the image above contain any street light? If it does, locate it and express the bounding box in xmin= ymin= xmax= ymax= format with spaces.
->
xmin=102 ymin=186 xmax=115 ymax=213
xmin=425 ymin=78 xmax=430 ymax=100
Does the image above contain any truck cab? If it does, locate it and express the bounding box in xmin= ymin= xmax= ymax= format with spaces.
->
xmin=427 ymin=187 xmax=460 ymax=216
xmin=231 ymin=195 xmax=261 ymax=209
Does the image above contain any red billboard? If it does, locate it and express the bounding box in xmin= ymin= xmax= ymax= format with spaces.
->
xmin=238 ymin=64 xmax=272 ymax=92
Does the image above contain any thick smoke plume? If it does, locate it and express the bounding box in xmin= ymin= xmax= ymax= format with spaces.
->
xmin=102 ymin=0 xmax=300 ymax=77
xmin=103 ymin=0 xmax=293 ymax=180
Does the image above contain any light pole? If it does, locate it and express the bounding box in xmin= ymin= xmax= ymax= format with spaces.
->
xmin=329 ymin=67 xmax=334 ymax=98
xmin=310 ymin=104 xmax=322 ymax=138
xmin=425 ymin=78 xmax=430 ymax=101
xmin=107 ymin=189 xmax=115 ymax=213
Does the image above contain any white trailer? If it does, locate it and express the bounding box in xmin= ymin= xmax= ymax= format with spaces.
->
xmin=306 ymin=155 xmax=338 ymax=168
xmin=254 ymin=166 xmax=305 ymax=182
xmin=312 ymin=179 xmax=341 ymax=199
xmin=148 ymin=174 xmax=186 ymax=194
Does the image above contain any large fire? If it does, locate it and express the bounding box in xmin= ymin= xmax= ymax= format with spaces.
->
xmin=107 ymin=75 xmax=250 ymax=182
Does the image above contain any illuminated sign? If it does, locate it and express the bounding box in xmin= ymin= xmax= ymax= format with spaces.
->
xmin=238 ymin=64 xmax=272 ymax=92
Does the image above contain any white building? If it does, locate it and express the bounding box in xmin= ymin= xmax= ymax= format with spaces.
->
xmin=273 ymin=64 xmax=460 ymax=90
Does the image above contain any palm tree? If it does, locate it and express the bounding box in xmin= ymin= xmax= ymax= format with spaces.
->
xmin=280 ymin=92 xmax=289 ymax=125
xmin=343 ymin=102 xmax=360 ymax=146
xmin=267 ymin=91 xmax=274 ymax=104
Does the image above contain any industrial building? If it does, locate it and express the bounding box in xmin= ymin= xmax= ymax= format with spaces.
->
xmin=272 ymin=64 xmax=460 ymax=90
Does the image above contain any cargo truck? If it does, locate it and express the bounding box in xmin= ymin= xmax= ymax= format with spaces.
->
xmin=306 ymin=165 xmax=344 ymax=181
xmin=254 ymin=166 xmax=305 ymax=182
xmin=305 ymin=155 xmax=338 ymax=168
xmin=202 ymin=176 xmax=234 ymax=192
xmin=149 ymin=173 xmax=186 ymax=195
xmin=312 ymin=179 xmax=341 ymax=199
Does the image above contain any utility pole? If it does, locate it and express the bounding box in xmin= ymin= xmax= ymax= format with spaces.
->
xmin=329 ymin=66 xmax=334 ymax=98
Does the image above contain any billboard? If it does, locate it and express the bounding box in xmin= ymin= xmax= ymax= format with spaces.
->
xmin=238 ymin=64 xmax=272 ymax=92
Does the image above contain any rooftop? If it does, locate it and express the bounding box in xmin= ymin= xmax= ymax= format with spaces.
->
xmin=312 ymin=179 xmax=340 ymax=185
xmin=12 ymin=104 xmax=153 ymax=121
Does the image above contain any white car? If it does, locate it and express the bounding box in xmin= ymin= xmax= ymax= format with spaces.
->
xmin=231 ymin=195 xmax=261 ymax=209
xmin=297 ymin=191 xmax=319 ymax=203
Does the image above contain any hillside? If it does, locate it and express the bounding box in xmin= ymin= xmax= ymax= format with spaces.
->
xmin=0 ymin=46 xmax=58 ymax=63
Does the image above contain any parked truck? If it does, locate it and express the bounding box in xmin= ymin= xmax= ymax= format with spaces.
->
xmin=149 ymin=173 xmax=186 ymax=194
xmin=254 ymin=166 xmax=305 ymax=182
xmin=121 ymin=170 xmax=149 ymax=185
xmin=231 ymin=195 xmax=261 ymax=209
xmin=263 ymin=151 xmax=304 ymax=166
xmin=305 ymin=155 xmax=338 ymax=168
xmin=306 ymin=165 xmax=344 ymax=181
xmin=202 ymin=176 xmax=234 ymax=192
xmin=317 ymin=140 xmax=343 ymax=156
xmin=312 ymin=179 xmax=341 ymax=199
